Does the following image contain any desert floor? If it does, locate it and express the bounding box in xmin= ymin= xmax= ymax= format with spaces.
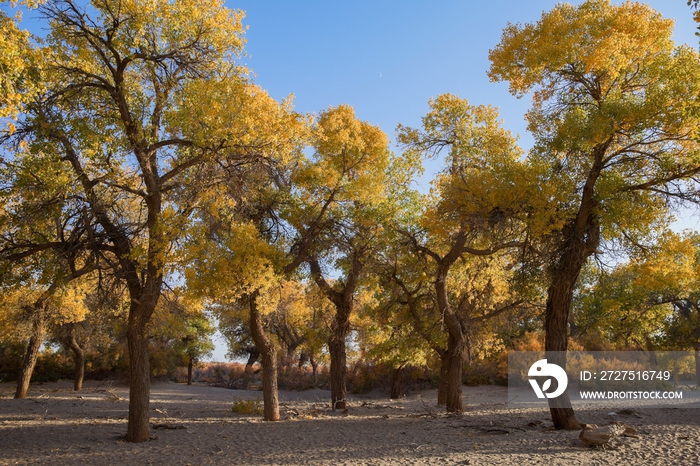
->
xmin=0 ymin=380 xmax=698 ymax=465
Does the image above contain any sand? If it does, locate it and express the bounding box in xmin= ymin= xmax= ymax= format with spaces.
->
xmin=0 ymin=380 xmax=698 ymax=465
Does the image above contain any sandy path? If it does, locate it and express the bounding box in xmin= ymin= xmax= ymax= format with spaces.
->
xmin=1 ymin=381 xmax=698 ymax=465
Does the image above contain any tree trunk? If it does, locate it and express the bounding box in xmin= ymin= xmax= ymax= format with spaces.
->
xmin=695 ymin=347 xmax=700 ymax=388
xmin=544 ymin=258 xmax=583 ymax=430
xmin=187 ymin=358 xmax=194 ymax=386
xmin=126 ymin=305 xmax=152 ymax=443
xmin=65 ymin=324 xmax=85 ymax=391
xmin=544 ymin=151 xmax=603 ymax=430
xmin=249 ymin=294 xmax=279 ymax=422
xmin=328 ymin=330 xmax=348 ymax=411
xmin=244 ymin=347 xmax=259 ymax=375
xmin=308 ymin=255 xmax=357 ymax=411
xmin=15 ymin=303 xmax=47 ymax=399
xmin=444 ymin=332 xmax=465 ymax=414
xmin=390 ymin=366 xmax=404 ymax=399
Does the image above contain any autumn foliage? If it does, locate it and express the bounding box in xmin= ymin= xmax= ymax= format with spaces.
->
xmin=4 ymin=0 xmax=700 ymax=440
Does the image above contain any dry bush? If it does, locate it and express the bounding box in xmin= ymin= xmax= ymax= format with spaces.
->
xmin=231 ymin=395 xmax=263 ymax=414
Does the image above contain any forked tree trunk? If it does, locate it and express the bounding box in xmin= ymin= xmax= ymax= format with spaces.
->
xmin=244 ymin=347 xmax=260 ymax=375
xmin=249 ymin=295 xmax=279 ymax=422
xmin=65 ymin=324 xmax=85 ymax=391
xmin=126 ymin=304 xmax=153 ymax=443
xmin=187 ymin=358 xmax=194 ymax=386
xmin=15 ymin=303 xmax=47 ymax=399
xmin=309 ymin=255 xmax=358 ymax=412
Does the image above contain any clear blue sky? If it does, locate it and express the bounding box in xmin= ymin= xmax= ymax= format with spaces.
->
xmin=11 ymin=1 xmax=700 ymax=361
xmin=233 ymin=1 xmax=699 ymax=161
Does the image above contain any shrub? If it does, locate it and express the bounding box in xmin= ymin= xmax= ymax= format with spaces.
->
xmin=231 ymin=396 xmax=263 ymax=415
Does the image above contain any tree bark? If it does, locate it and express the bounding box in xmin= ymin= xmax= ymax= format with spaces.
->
xmin=390 ymin=366 xmax=404 ymax=399
xmin=309 ymin=255 xmax=357 ymax=411
xmin=249 ymin=294 xmax=279 ymax=422
xmin=544 ymin=153 xmax=603 ymax=430
xmin=187 ymin=358 xmax=194 ymax=386
xmin=15 ymin=303 xmax=47 ymax=399
xmin=444 ymin=331 xmax=465 ymax=414
xmin=328 ymin=324 xmax=349 ymax=411
xmin=126 ymin=303 xmax=152 ymax=442
xmin=244 ymin=347 xmax=260 ymax=375
xmin=544 ymin=267 xmax=582 ymax=430
xmin=65 ymin=324 xmax=85 ymax=391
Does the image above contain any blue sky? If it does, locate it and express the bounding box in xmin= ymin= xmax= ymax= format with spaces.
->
xmin=233 ymin=1 xmax=699 ymax=161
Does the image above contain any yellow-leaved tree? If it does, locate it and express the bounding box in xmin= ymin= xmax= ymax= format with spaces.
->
xmin=397 ymin=94 xmax=536 ymax=413
xmin=1 ymin=0 xmax=293 ymax=441
xmin=489 ymin=0 xmax=700 ymax=429
xmin=283 ymin=104 xmax=416 ymax=411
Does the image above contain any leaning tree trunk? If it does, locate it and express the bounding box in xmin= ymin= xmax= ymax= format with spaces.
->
xmin=15 ymin=302 xmax=47 ymax=399
xmin=249 ymin=294 xmax=279 ymax=422
xmin=544 ymin=151 xmax=602 ymax=430
xmin=126 ymin=303 xmax=153 ymax=443
xmin=544 ymin=251 xmax=586 ymax=430
xmin=65 ymin=324 xmax=85 ymax=391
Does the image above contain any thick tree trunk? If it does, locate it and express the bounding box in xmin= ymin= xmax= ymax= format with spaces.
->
xmin=126 ymin=305 xmax=152 ymax=443
xmin=309 ymin=255 xmax=357 ymax=411
xmin=544 ymin=151 xmax=603 ymax=430
xmin=15 ymin=304 xmax=47 ymax=399
xmin=544 ymin=255 xmax=584 ymax=430
xmin=65 ymin=324 xmax=85 ymax=391
xmin=327 ymin=299 xmax=352 ymax=411
xmin=390 ymin=366 xmax=404 ymax=399
xmin=328 ymin=331 xmax=348 ymax=411
xmin=187 ymin=358 xmax=194 ymax=386
xmin=249 ymin=295 xmax=279 ymax=422
xmin=444 ymin=332 xmax=465 ymax=414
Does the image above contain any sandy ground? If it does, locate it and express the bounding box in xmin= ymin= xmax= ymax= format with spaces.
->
xmin=0 ymin=380 xmax=698 ymax=465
